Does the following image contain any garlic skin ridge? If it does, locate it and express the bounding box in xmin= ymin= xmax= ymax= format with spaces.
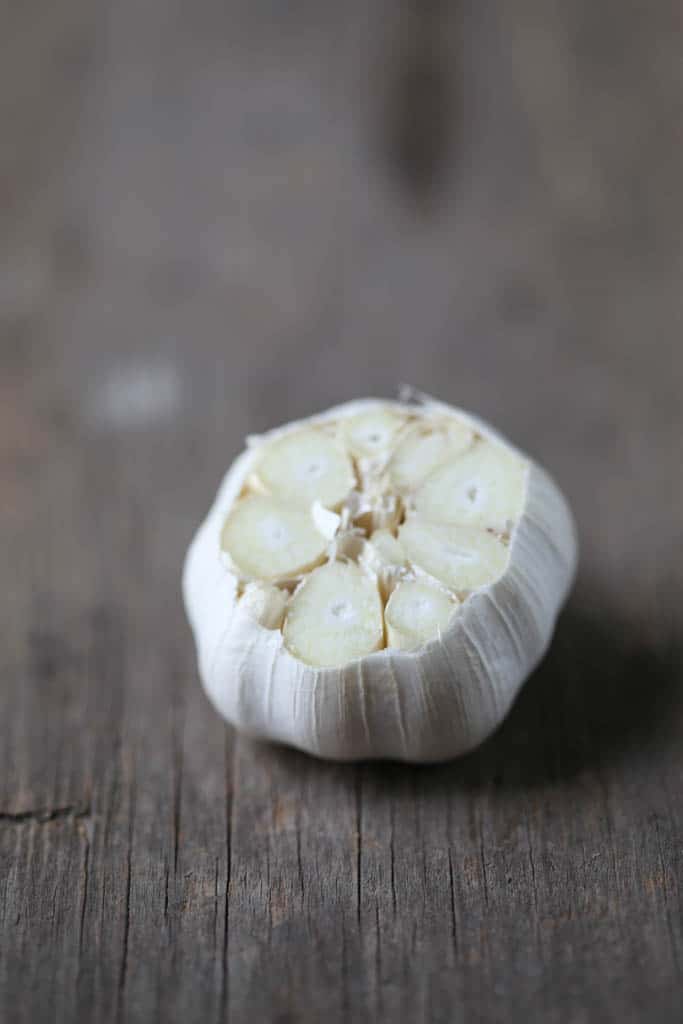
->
xmin=183 ymin=397 xmax=578 ymax=763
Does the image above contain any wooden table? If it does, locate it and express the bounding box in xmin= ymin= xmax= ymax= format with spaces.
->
xmin=2 ymin=1 xmax=682 ymax=1020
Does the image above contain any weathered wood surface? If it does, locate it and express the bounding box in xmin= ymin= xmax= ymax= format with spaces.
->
xmin=2 ymin=1 xmax=682 ymax=1020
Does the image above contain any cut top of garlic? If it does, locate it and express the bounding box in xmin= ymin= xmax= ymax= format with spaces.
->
xmin=388 ymin=418 xmax=473 ymax=491
xmin=218 ymin=401 xmax=530 ymax=667
xmin=341 ymin=407 xmax=408 ymax=460
xmin=251 ymin=428 xmax=355 ymax=509
xmin=413 ymin=442 xmax=526 ymax=532
xmin=220 ymin=493 xmax=328 ymax=582
xmin=283 ymin=561 xmax=384 ymax=667
xmin=384 ymin=579 xmax=458 ymax=650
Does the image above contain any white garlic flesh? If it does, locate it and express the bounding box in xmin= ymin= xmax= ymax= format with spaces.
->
xmin=384 ymin=580 xmax=458 ymax=650
xmin=183 ymin=396 xmax=577 ymax=762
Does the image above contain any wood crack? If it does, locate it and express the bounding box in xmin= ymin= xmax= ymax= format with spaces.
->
xmin=355 ymin=767 xmax=363 ymax=929
xmin=447 ymin=848 xmax=458 ymax=959
xmin=118 ymin=845 xmax=132 ymax=1003
xmin=78 ymin=834 xmax=90 ymax=955
xmin=117 ymin=783 xmax=135 ymax=1017
xmin=0 ymin=804 xmax=91 ymax=825
xmin=295 ymin=819 xmax=305 ymax=910
xmin=220 ymin=733 xmax=233 ymax=1023
xmin=389 ymin=802 xmax=397 ymax=915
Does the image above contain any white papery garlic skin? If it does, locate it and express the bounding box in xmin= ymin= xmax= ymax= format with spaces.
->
xmin=183 ymin=396 xmax=577 ymax=763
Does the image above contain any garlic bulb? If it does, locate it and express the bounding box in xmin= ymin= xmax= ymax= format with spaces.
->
xmin=183 ymin=396 xmax=577 ymax=762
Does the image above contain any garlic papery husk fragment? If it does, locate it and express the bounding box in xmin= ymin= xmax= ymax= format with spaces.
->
xmin=359 ymin=529 xmax=406 ymax=600
xmin=183 ymin=396 xmax=578 ymax=763
xmin=360 ymin=529 xmax=406 ymax=573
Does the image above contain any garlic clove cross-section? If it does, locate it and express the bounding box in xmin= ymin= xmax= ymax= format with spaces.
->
xmin=251 ymin=428 xmax=355 ymax=509
xmin=283 ymin=561 xmax=384 ymax=667
xmin=183 ymin=395 xmax=578 ymax=763
xmin=220 ymin=493 xmax=328 ymax=582
xmin=413 ymin=441 xmax=526 ymax=532
xmin=398 ymin=519 xmax=510 ymax=593
xmin=341 ymin=407 xmax=407 ymax=460
xmin=388 ymin=418 xmax=473 ymax=491
xmin=384 ymin=580 xmax=458 ymax=650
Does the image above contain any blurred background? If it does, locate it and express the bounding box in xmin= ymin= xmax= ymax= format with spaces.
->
xmin=2 ymin=1 xmax=683 ymax=1021
xmin=3 ymin=0 xmax=681 ymax=605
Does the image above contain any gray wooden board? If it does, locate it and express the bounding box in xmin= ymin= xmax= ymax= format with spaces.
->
xmin=1 ymin=0 xmax=682 ymax=1020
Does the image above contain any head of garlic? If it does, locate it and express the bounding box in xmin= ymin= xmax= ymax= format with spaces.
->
xmin=183 ymin=395 xmax=577 ymax=763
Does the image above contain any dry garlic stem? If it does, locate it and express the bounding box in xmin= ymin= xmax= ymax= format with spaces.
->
xmin=184 ymin=395 xmax=577 ymax=763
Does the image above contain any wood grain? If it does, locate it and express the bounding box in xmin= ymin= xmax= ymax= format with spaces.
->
xmin=2 ymin=0 xmax=682 ymax=1020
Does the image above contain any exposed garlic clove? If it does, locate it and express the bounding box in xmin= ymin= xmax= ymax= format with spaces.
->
xmin=239 ymin=581 xmax=288 ymax=629
xmin=385 ymin=579 xmax=458 ymax=650
xmin=413 ymin=441 xmax=526 ymax=531
xmin=398 ymin=518 xmax=509 ymax=592
xmin=220 ymin=493 xmax=328 ymax=582
xmin=341 ymin=407 xmax=407 ymax=459
xmin=388 ymin=419 xmax=473 ymax=491
xmin=283 ymin=561 xmax=384 ymax=667
xmin=252 ymin=428 xmax=355 ymax=509
xmin=183 ymin=395 xmax=578 ymax=763
xmin=363 ymin=528 xmax=405 ymax=571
